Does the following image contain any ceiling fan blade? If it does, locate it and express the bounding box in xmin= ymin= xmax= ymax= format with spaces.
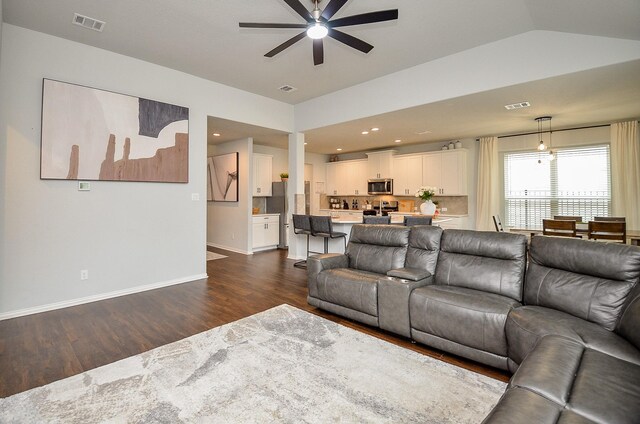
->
xmin=327 ymin=28 xmax=373 ymax=54
xmin=329 ymin=9 xmax=398 ymax=28
xmin=265 ymin=31 xmax=307 ymax=57
xmin=239 ymin=22 xmax=307 ymax=29
xmin=321 ymin=0 xmax=349 ymax=20
xmin=313 ymin=39 xmax=324 ymax=65
xmin=283 ymin=0 xmax=313 ymax=22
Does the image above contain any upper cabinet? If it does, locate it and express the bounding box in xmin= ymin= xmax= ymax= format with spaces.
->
xmin=393 ymin=155 xmax=423 ymax=196
xmin=326 ymin=160 xmax=368 ymax=195
xmin=422 ymin=149 xmax=468 ymax=195
xmin=366 ymin=151 xmax=395 ymax=179
xmin=253 ymin=153 xmax=273 ymax=197
xmin=325 ymin=162 xmax=343 ymax=196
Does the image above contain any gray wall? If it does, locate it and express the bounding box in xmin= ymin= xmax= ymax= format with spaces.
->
xmin=0 ymin=24 xmax=292 ymax=318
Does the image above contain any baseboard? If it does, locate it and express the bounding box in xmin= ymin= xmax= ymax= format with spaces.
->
xmin=206 ymin=242 xmax=252 ymax=255
xmin=0 ymin=273 xmax=208 ymax=321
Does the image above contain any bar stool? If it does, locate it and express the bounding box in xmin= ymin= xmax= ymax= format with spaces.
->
xmin=404 ymin=216 xmax=432 ymax=226
xmin=292 ymin=214 xmax=312 ymax=268
xmin=363 ymin=216 xmax=391 ymax=224
xmin=309 ymin=215 xmax=347 ymax=253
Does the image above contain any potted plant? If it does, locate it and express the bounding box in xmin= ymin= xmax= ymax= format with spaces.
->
xmin=415 ymin=186 xmax=438 ymax=215
xmin=279 ymin=172 xmax=289 ymax=182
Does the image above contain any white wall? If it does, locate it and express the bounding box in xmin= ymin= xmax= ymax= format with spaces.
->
xmin=0 ymin=25 xmax=293 ymax=317
xmin=295 ymin=31 xmax=640 ymax=132
xmin=207 ymin=138 xmax=253 ymax=254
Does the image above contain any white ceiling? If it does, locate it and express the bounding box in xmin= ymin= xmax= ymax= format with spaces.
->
xmin=4 ymin=0 xmax=640 ymax=154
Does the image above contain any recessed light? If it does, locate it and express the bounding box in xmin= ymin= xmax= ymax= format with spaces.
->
xmin=394 ymin=139 xmax=402 ymax=143
xmin=213 ymin=133 xmax=221 ymax=137
xmin=304 ymin=142 xmax=308 ymax=145
xmin=337 ymin=148 xmax=342 ymax=151
xmin=361 ymin=131 xmax=369 ymax=135
xmin=371 ymin=127 xmax=380 ymax=132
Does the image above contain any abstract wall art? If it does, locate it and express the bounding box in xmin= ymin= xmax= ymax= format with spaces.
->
xmin=207 ymin=153 xmax=238 ymax=202
xmin=41 ymin=79 xmax=189 ymax=183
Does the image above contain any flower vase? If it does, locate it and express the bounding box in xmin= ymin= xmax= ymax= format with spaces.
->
xmin=420 ymin=200 xmax=436 ymax=216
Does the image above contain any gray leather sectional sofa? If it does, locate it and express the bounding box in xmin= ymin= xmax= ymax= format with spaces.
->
xmin=307 ymin=225 xmax=640 ymax=423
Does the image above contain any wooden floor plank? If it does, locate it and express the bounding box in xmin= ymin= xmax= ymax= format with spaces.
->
xmin=0 ymin=248 xmax=509 ymax=398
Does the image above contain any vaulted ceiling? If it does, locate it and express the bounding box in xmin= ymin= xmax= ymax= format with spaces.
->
xmin=3 ymin=0 xmax=640 ymax=153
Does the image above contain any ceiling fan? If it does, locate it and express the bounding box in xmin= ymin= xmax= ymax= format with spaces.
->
xmin=239 ymin=0 xmax=399 ymax=66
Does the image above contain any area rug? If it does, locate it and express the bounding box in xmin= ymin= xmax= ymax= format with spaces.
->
xmin=0 ymin=305 xmax=506 ymax=423
xmin=206 ymin=251 xmax=227 ymax=261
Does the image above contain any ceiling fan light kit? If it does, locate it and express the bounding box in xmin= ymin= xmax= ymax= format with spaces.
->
xmin=239 ymin=0 xmax=398 ymax=66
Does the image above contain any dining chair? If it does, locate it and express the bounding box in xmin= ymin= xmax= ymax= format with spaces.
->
xmin=403 ymin=216 xmax=433 ymax=226
xmin=542 ymin=219 xmax=578 ymax=238
xmin=492 ymin=215 xmax=504 ymax=232
xmin=588 ymin=221 xmax=626 ymax=244
xmin=593 ymin=216 xmax=626 ymax=222
xmin=309 ymin=215 xmax=347 ymax=253
xmin=363 ymin=216 xmax=391 ymax=224
xmin=553 ymin=215 xmax=583 ymax=222
xmin=292 ymin=214 xmax=312 ymax=268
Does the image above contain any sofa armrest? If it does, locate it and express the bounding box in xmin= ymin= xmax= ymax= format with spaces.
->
xmin=387 ymin=267 xmax=432 ymax=281
xmin=378 ymin=275 xmax=434 ymax=337
xmin=307 ymin=254 xmax=349 ymax=299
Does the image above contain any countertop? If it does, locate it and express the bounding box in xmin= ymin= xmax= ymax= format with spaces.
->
xmin=252 ymin=213 xmax=280 ymax=217
xmin=321 ymin=209 xmax=468 ymax=218
xmin=331 ymin=217 xmax=453 ymax=225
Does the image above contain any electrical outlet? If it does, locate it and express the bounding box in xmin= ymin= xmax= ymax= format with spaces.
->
xmin=441 ymin=207 xmax=448 ymax=212
xmin=191 ymin=193 xmax=200 ymax=201
xmin=80 ymin=270 xmax=89 ymax=280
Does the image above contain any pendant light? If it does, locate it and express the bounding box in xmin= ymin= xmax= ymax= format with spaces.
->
xmin=535 ymin=116 xmax=553 ymax=163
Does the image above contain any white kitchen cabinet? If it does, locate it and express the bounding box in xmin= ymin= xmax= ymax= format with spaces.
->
xmin=393 ymin=155 xmax=423 ymax=196
xmin=326 ymin=160 xmax=368 ymax=195
xmin=252 ymin=214 xmax=279 ymax=250
xmin=253 ymin=154 xmax=273 ymax=197
xmin=421 ymin=149 xmax=468 ymax=195
xmin=366 ymin=151 xmax=395 ymax=179
xmin=325 ymin=162 xmax=343 ymax=195
xmin=345 ymin=160 xmax=368 ymax=195
xmin=435 ymin=216 xmax=469 ymax=230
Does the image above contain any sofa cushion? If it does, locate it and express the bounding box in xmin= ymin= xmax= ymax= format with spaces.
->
xmin=435 ymin=230 xmax=527 ymax=301
xmin=525 ymin=236 xmax=640 ymax=330
xmin=567 ymin=348 xmax=640 ymax=424
xmin=315 ymin=268 xmax=380 ymax=316
xmin=507 ymin=336 xmax=640 ymax=424
xmin=346 ymin=225 xmax=410 ymax=275
xmin=506 ymin=305 xmax=640 ymax=366
xmin=481 ymin=386 xmax=562 ymax=424
xmin=410 ymin=285 xmax=520 ymax=357
xmin=404 ymin=225 xmax=442 ymax=274
xmin=616 ymin=282 xmax=640 ymax=350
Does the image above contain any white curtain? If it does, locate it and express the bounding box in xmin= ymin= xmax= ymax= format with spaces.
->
xmin=475 ymin=136 xmax=501 ymax=231
xmin=610 ymin=121 xmax=640 ymax=231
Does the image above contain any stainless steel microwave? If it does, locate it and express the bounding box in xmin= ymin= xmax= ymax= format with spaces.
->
xmin=367 ymin=179 xmax=393 ymax=195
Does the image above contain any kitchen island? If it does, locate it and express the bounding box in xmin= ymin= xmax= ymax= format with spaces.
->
xmin=307 ymin=215 xmax=452 ymax=255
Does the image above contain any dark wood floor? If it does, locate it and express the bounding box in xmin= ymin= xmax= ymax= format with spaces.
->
xmin=0 ymin=248 xmax=509 ymax=398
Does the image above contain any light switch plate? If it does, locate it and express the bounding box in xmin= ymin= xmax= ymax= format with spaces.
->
xmin=191 ymin=193 xmax=200 ymax=201
xmin=78 ymin=181 xmax=90 ymax=191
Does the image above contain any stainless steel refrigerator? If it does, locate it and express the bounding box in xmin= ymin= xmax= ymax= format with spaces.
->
xmin=267 ymin=181 xmax=310 ymax=249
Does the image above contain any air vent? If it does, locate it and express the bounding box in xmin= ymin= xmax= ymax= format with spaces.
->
xmin=278 ymin=85 xmax=297 ymax=93
xmin=504 ymin=101 xmax=531 ymax=110
xmin=72 ymin=13 xmax=106 ymax=32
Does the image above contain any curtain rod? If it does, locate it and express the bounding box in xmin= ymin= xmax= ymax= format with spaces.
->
xmin=475 ymin=123 xmax=612 ymax=141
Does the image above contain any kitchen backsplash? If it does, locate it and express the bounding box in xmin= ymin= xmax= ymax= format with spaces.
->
xmin=320 ymin=194 xmax=468 ymax=215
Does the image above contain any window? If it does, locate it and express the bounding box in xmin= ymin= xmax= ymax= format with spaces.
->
xmin=503 ymin=145 xmax=611 ymax=229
